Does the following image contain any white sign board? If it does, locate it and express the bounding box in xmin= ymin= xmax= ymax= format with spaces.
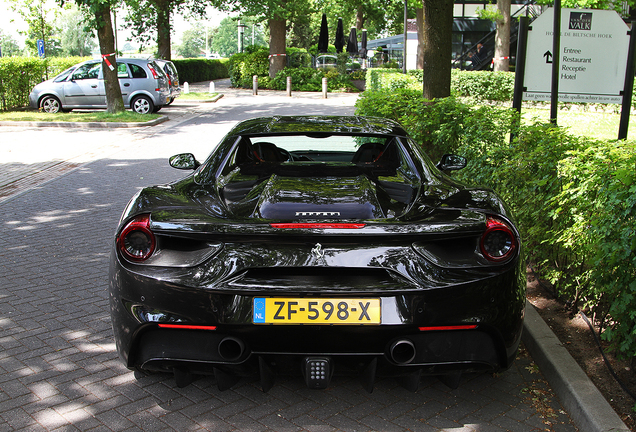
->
xmin=524 ymin=8 xmax=630 ymax=104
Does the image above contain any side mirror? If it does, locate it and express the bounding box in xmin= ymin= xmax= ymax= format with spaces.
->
xmin=169 ymin=153 xmax=200 ymax=170
xmin=436 ymin=154 xmax=467 ymax=172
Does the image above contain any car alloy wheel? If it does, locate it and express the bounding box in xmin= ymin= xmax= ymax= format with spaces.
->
xmin=132 ymin=95 xmax=154 ymax=114
xmin=40 ymin=96 xmax=61 ymax=114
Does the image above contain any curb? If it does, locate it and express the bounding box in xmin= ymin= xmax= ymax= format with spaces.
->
xmin=0 ymin=115 xmax=169 ymax=129
xmin=172 ymin=94 xmax=224 ymax=104
xmin=523 ymin=301 xmax=630 ymax=432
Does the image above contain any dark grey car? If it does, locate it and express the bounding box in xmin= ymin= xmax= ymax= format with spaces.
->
xmin=29 ymin=58 xmax=170 ymax=114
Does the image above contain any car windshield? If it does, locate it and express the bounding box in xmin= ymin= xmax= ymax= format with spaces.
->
xmin=53 ymin=67 xmax=75 ymax=82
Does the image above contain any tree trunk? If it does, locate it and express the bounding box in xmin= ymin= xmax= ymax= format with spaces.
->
xmin=356 ymin=7 xmax=365 ymax=31
xmin=155 ymin=0 xmax=171 ymax=60
xmin=494 ymin=0 xmax=511 ymax=72
xmin=416 ymin=7 xmax=424 ymax=70
xmin=95 ymin=4 xmax=124 ymax=114
xmin=268 ymin=18 xmax=286 ymax=79
xmin=422 ymin=0 xmax=453 ymax=99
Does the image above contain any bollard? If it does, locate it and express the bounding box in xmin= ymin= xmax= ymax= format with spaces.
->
xmin=286 ymin=76 xmax=292 ymax=97
xmin=322 ymin=77 xmax=328 ymax=99
xmin=184 ymin=82 xmax=190 ymax=94
xmin=209 ymin=81 xmax=215 ymax=93
xmin=253 ymin=75 xmax=258 ymax=95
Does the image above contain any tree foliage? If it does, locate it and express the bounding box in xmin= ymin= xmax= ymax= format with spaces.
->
xmin=9 ymin=0 xmax=62 ymax=56
xmin=176 ymin=22 xmax=206 ymax=58
xmin=0 ymin=30 xmax=23 ymax=56
xmin=58 ymin=4 xmax=96 ymax=56
xmin=210 ymin=16 xmax=267 ymax=58
xmin=122 ymin=0 xmax=207 ymax=59
xmin=535 ymin=0 xmax=636 ymax=14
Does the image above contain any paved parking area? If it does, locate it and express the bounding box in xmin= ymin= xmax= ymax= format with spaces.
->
xmin=0 ymin=84 xmax=579 ymax=431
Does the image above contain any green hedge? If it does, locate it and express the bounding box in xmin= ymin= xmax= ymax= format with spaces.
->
xmin=451 ymin=69 xmax=515 ymax=101
xmin=0 ymin=56 xmax=88 ymax=111
xmin=355 ymin=90 xmax=636 ymax=358
xmin=364 ymin=68 xmax=516 ymax=101
xmin=227 ymin=47 xmax=270 ymax=89
xmin=172 ymin=58 xmax=229 ymax=84
xmin=228 ymin=47 xmax=358 ymax=92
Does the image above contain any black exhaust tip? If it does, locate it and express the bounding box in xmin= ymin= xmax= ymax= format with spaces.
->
xmin=218 ymin=337 xmax=245 ymax=361
xmin=389 ymin=339 xmax=416 ymax=364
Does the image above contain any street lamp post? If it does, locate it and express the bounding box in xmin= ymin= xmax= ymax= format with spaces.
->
xmin=237 ymin=21 xmax=247 ymax=53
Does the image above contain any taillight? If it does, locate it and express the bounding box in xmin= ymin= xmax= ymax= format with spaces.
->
xmin=148 ymin=64 xmax=160 ymax=79
xmin=480 ymin=217 xmax=517 ymax=262
xmin=117 ymin=214 xmax=156 ymax=261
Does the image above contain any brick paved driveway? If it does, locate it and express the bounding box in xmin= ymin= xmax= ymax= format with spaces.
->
xmin=0 ymin=91 xmax=577 ymax=431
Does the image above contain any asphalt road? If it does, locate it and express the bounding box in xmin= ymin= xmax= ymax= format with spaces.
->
xmin=0 ymin=86 xmax=578 ymax=431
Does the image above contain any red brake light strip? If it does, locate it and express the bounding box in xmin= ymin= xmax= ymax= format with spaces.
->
xmin=158 ymin=324 xmax=217 ymax=330
xmin=419 ymin=325 xmax=477 ymax=331
xmin=270 ymin=223 xmax=366 ymax=229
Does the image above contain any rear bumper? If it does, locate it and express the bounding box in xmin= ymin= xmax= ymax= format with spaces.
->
xmin=109 ymin=252 xmax=525 ymax=382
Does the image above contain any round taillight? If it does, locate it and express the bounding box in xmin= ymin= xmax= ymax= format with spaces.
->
xmin=480 ymin=217 xmax=516 ymax=262
xmin=117 ymin=214 xmax=156 ymax=261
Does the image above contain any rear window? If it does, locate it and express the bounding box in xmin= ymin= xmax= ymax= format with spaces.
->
xmin=129 ymin=64 xmax=147 ymax=79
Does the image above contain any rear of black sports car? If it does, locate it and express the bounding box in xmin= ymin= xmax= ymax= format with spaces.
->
xmin=109 ymin=116 xmax=525 ymax=392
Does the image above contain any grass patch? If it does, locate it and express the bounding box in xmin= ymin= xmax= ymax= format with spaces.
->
xmin=522 ymin=108 xmax=636 ymax=141
xmin=0 ymin=110 xmax=161 ymax=123
xmin=177 ymin=92 xmax=218 ymax=100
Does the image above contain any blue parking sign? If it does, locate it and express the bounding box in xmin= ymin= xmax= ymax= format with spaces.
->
xmin=37 ymin=39 xmax=45 ymax=57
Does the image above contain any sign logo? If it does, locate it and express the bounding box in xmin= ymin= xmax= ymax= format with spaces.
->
xmin=296 ymin=211 xmax=341 ymax=217
xmin=569 ymin=12 xmax=592 ymax=30
xmin=311 ymin=243 xmax=325 ymax=259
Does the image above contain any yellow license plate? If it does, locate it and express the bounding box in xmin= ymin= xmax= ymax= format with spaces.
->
xmin=253 ymin=298 xmax=381 ymax=324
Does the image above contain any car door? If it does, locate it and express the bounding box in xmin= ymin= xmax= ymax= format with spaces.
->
xmin=116 ymin=63 xmax=133 ymax=104
xmin=62 ymin=62 xmax=102 ymax=107
xmin=95 ymin=62 xmax=132 ymax=105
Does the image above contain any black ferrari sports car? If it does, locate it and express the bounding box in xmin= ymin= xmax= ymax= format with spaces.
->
xmin=109 ymin=116 xmax=525 ymax=392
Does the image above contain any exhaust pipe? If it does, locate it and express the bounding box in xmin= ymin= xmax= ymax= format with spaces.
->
xmin=218 ymin=337 xmax=245 ymax=361
xmin=389 ymin=339 xmax=416 ymax=364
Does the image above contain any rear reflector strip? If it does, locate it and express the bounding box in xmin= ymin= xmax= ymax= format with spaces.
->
xmin=158 ymin=324 xmax=217 ymax=330
xmin=419 ymin=325 xmax=477 ymax=331
xmin=270 ymin=223 xmax=366 ymax=229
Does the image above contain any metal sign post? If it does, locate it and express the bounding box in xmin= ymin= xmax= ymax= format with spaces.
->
xmin=618 ymin=22 xmax=636 ymax=140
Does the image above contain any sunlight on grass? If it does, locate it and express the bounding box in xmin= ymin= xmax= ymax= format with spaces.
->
xmin=0 ymin=111 xmax=161 ymax=123
xmin=178 ymin=92 xmax=218 ymax=100
xmin=522 ymin=108 xmax=636 ymax=141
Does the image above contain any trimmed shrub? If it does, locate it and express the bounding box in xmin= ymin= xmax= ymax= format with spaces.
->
xmin=172 ymin=59 xmax=229 ymax=84
xmin=451 ymin=69 xmax=515 ymax=101
xmin=270 ymin=67 xmax=356 ymax=92
xmin=227 ymin=47 xmax=269 ymax=88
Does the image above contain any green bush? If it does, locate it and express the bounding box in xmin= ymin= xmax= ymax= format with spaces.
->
xmin=451 ymin=69 xmax=515 ymax=101
xmin=355 ymin=90 xmax=515 ymax=161
xmin=365 ymin=68 xmax=402 ymax=91
xmin=270 ymin=67 xmax=356 ymax=92
xmin=364 ymin=68 xmax=516 ymax=102
xmin=172 ymin=58 xmax=229 ymax=84
xmin=227 ymin=47 xmax=269 ymax=88
xmin=356 ymin=87 xmax=636 ymax=358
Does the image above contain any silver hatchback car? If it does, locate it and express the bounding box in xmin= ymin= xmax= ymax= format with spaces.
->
xmin=29 ymin=58 xmax=170 ymax=114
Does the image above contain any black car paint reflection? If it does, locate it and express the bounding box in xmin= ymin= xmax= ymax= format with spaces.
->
xmin=109 ymin=116 xmax=525 ymax=392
